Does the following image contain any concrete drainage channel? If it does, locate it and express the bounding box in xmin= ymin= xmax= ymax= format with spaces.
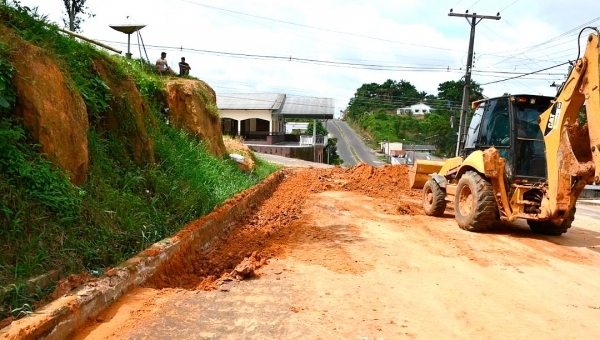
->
xmin=0 ymin=170 xmax=286 ymax=340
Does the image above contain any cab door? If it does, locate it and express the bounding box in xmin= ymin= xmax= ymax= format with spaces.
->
xmin=476 ymin=98 xmax=515 ymax=179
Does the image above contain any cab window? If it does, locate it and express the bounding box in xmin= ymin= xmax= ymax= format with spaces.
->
xmin=465 ymin=102 xmax=485 ymax=149
xmin=479 ymin=98 xmax=510 ymax=146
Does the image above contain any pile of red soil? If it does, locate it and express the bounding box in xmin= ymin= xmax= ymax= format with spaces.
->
xmin=148 ymin=164 xmax=421 ymax=290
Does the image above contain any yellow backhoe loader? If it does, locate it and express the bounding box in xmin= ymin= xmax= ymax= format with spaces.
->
xmin=410 ymin=28 xmax=600 ymax=235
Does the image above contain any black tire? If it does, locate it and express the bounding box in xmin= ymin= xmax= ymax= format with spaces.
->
xmin=454 ymin=170 xmax=498 ymax=232
xmin=423 ymin=179 xmax=447 ymax=217
xmin=527 ymin=207 xmax=575 ymax=236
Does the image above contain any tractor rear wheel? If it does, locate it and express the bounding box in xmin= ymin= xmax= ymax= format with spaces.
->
xmin=422 ymin=179 xmax=447 ymax=217
xmin=454 ymin=170 xmax=498 ymax=232
xmin=527 ymin=207 xmax=575 ymax=236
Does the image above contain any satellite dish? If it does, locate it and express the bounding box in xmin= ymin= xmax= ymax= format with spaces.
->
xmin=109 ymin=25 xmax=146 ymax=58
xmin=109 ymin=25 xmax=145 ymax=34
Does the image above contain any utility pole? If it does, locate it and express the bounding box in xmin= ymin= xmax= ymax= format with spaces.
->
xmin=449 ymin=10 xmax=500 ymax=156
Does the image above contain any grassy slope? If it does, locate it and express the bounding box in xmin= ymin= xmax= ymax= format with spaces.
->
xmin=0 ymin=3 xmax=279 ymax=320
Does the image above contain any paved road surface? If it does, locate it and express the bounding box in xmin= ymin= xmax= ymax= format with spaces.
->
xmin=254 ymin=153 xmax=333 ymax=169
xmin=324 ymin=120 xmax=356 ymax=167
xmin=76 ymin=190 xmax=600 ymax=340
xmin=576 ymin=201 xmax=600 ymax=220
xmin=326 ymin=120 xmax=384 ymax=167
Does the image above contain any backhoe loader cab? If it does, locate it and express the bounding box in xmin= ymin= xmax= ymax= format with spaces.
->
xmin=463 ymin=95 xmax=553 ymax=183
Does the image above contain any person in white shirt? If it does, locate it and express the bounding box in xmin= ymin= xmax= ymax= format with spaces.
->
xmin=155 ymin=52 xmax=174 ymax=76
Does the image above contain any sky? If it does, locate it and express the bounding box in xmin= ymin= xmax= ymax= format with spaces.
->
xmin=13 ymin=0 xmax=600 ymax=116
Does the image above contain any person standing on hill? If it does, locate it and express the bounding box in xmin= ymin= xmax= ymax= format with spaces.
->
xmin=156 ymin=52 xmax=174 ymax=76
xmin=178 ymin=57 xmax=191 ymax=76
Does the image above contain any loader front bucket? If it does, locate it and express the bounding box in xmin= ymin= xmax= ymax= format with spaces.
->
xmin=409 ymin=159 xmax=445 ymax=189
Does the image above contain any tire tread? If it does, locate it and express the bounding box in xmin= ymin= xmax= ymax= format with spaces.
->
xmin=423 ymin=179 xmax=447 ymax=217
xmin=455 ymin=171 xmax=498 ymax=232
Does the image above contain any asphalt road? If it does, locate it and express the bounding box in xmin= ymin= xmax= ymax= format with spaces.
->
xmin=324 ymin=120 xmax=356 ymax=167
xmin=576 ymin=202 xmax=600 ymax=220
xmin=254 ymin=153 xmax=333 ymax=169
xmin=326 ymin=120 xmax=384 ymax=167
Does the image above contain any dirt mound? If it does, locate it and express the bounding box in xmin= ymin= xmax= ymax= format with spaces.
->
xmin=0 ymin=24 xmax=89 ymax=184
xmin=93 ymin=58 xmax=157 ymax=165
xmin=147 ymin=164 xmax=421 ymax=290
xmin=164 ymin=79 xmax=226 ymax=157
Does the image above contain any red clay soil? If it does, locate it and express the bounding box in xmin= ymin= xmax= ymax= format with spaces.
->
xmin=147 ymin=164 xmax=421 ymax=291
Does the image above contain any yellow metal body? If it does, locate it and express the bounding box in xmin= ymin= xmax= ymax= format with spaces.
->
xmin=437 ymin=156 xmax=463 ymax=177
xmin=409 ymin=160 xmax=445 ymax=189
xmin=535 ymin=32 xmax=600 ymax=222
xmin=456 ymin=151 xmax=485 ymax=176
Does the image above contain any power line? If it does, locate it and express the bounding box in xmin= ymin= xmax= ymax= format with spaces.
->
xmin=498 ymin=0 xmax=520 ymax=13
xmin=209 ymin=2 xmax=459 ymax=67
xmin=99 ymin=39 xmax=468 ymax=72
xmin=475 ymin=18 xmax=555 ymax=93
xmin=486 ymin=15 xmax=600 ymax=59
xmin=177 ymin=0 xmax=461 ymax=53
xmin=452 ymin=0 xmax=465 ymax=8
xmin=480 ymin=61 xmax=570 ymax=85
xmin=467 ymin=0 xmax=482 ymax=10
xmin=101 ymin=39 xmax=566 ymax=79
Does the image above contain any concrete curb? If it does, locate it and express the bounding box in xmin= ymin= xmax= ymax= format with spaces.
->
xmin=0 ymin=170 xmax=286 ymax=340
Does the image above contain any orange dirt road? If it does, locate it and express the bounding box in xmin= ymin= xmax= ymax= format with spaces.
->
xmin=73 ymin=165 xmax=600 ymax=339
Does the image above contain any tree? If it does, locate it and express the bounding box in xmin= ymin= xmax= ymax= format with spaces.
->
xmin=305 ymin=120 xmax=328 ymax=136
xmin=437 ymin=79 xmax=484 ymax=104
xmin=62 ymin=0 xmax=94 ymax=32
xmin=346 ymin=79 xmax=421 ymax=121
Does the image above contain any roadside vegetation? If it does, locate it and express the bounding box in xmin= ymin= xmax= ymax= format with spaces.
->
xmin=0 ymin=3 xmax=279 ymax=321
xmin=345 ymin=79 xmax=484 ymax=157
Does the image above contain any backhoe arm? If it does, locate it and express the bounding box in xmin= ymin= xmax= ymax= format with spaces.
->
xmin=538 ymin=31 xmax=600 ymax=220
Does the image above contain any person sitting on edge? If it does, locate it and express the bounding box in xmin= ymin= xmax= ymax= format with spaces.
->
xmin=178 ymin=57 xmax=191 ymax=76
xmin=155 ymin=52 xmax=174 ymax=76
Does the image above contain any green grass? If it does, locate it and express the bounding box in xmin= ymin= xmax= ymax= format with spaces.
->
xmin=0 ymin=3 xmax=280 ymax=321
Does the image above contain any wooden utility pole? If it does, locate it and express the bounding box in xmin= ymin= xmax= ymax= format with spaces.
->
xmin=449 ymin=11 xmax=501 ymax=156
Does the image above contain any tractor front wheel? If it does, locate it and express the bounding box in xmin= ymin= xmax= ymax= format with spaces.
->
xmin=422 ymin=179 xmax=447 ymax=217
xmin=454 ymin=171 xmax=498 ymax=232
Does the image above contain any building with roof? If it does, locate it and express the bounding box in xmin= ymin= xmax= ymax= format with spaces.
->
xmin=396 ymin=103 xmax=432 ymax=115
xmin=217 ymin=93 xmax=335 ymax=163
xmin=217 ymin=93 xmax=334 ymax=143
xmin=218 ymin=93 xmax=286 ymax=139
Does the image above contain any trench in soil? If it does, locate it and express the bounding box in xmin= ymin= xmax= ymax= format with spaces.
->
xmin=145 ymin=164 xmax=422 ymax=291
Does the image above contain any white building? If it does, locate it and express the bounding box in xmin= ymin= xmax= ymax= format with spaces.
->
xmin=285 ymin=122 xmax=309 ymax=134
xmin=396 ymin=103 xmax=432 ymax=115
